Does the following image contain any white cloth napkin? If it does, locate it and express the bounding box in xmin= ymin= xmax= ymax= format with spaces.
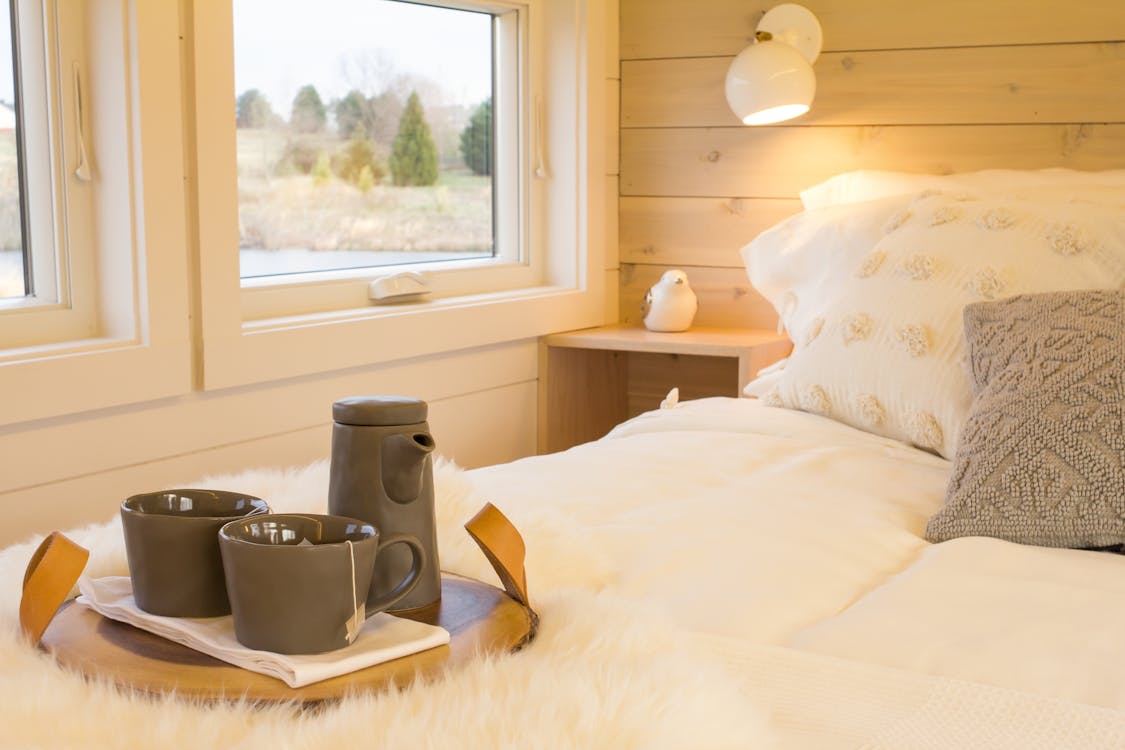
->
xmin=77 ymin=576 xmax=450 ymax=688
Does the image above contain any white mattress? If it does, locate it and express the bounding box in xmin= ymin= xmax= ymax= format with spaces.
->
xmin=470 ymin=397 xmax=1125 ymax=711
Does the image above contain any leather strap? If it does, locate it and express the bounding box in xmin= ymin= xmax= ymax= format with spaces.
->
xmin=464 ymin=503 xmax=530 ymax=607
xmin=20 ymin=532 xmax=90 ymax=646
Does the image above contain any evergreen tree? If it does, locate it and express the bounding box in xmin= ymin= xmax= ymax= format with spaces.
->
xmin=290 ymin=84 xmax=327 ymax=133
xmin=389 ymin=91 xmax=439 ymax=186
xmin=459 ymin=98 xmax=492 ymax=176
xmin=335 ymin=90 xmax=374 ymax=138
xmin=236 ymin=89 xmax=274 ymax=129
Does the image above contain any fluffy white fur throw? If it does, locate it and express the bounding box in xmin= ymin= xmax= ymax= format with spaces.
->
xmin=0 ymin=460 xmax=775 ymax=750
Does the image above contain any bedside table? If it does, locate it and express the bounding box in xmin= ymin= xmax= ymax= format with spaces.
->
xmin=538 ymin=325 xmax=791 ymax=454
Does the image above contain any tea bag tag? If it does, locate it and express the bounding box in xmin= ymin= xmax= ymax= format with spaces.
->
xmin=343 ymin=540 xmax=365 ymax=644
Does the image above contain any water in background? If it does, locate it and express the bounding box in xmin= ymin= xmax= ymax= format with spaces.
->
xmin=0 ymin=248 xmax=484 ymax=299
xmin=239 ymin=247 xmax=484 ymax=278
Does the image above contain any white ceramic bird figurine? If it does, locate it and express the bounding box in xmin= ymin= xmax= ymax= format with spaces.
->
xmin=642 ymin=269 xmax=698 ymax=332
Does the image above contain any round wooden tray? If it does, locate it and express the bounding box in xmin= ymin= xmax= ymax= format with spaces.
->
xmin=40 ymin=573 xmax=536 ymax=704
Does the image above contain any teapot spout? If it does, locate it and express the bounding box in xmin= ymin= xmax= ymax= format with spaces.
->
xmin=381 ymin=432 xmax=436 ymax=503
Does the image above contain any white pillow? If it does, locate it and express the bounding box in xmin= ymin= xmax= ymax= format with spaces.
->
xmin=800 ymin=169 xmax=1125 ymax=210
xmin=742 ymin=189 xmax=1125 ymax=458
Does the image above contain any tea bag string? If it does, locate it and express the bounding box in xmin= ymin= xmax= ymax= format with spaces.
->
xmin=344 ymin=539 xmax=363 ymax=644
xmin=348 ymin=540 xmax=357 ymax=609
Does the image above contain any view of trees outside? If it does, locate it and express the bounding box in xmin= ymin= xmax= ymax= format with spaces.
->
xmin=233 ymin=0 xmax=495 ymax=278
xmin=0 ymin=8 xmax=24 ymax=299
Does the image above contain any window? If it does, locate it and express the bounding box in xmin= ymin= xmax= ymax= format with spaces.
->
xmin=0 ymin=2 xmax=193 ymax=425
xmin=0 ymin=0 xmax=79 ymax=350
xmin=226 ymin=0 xmax=531 ymax=322
xmin=192 ymin=0 xmax=608 ymax=389
xmin=0 ymin=0 xmax=107 ymax=353
xmin=233 ymin=0 xmax=497 ymax=281
xmin=0 ymin=0 xmax=608 ymax=423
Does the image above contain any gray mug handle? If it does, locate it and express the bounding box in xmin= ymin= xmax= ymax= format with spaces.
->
xmin=366 ymin=532 xmax=426 ymax=614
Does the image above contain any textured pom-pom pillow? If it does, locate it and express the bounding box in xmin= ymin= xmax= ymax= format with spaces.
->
xmin=926 ymin=290 xmax=1125 ymax=548
xmin=742 ymin=190 xmax=1125 ymax=458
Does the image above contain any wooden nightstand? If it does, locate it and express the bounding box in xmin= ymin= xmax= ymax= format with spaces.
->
xmin=538 ymin=325 xmax=791 ymax=454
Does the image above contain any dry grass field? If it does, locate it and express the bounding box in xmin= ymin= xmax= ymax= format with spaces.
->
xmin=236 ymin=128 xmax=493 ymax=256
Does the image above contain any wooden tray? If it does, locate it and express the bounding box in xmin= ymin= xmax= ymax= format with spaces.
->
xmin=40 ymin=573 xmax=536 ymax=704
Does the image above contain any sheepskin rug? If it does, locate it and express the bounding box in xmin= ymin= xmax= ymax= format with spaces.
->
xmin=0 ymin=460 xmax=776 ymax=749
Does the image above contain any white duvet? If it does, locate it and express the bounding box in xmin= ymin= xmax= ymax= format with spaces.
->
xmin=472 ymin=397 xmax=1125 ymax=710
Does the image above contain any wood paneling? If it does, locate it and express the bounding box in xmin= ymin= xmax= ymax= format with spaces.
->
xmin=622 ymin=124 xmax=1125 ymax=199
xmin=427 ymin=380 xmax=538 ymax=471
xmin=617 ymin=0 xmax=1125 ymax=327
xmin=1 ymin=378 xmax=538 ymax=549
xmin=620 ymin=197 xmax=801 ymax=267
xmin=619 ymin=264 xmax=777 ymax=329
xmin=623 ymin=43 xmax=1125 ymax=128
xmin=621 ymin=0 xmax=1125 ymax=60
xmin=0 ymin=342 xmax=537 ymax=495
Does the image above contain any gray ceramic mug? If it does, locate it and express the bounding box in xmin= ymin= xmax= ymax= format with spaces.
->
xmin=120 ymin=489 xmax=270 ymax=617
xmin=218 ymin=513 xmax=426 ymax=654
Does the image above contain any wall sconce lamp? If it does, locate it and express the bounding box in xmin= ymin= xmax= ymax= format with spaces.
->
xmin=724 ymin=3 xmax=822 ymax=125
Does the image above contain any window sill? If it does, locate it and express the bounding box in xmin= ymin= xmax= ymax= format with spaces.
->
xmin=204 ymin=278 xmax=605 ymax=391
xmin=0 ymin=334 xmax=127 ymax=366
xmin=243 ymin=282 xmax=575 ymax=333
xmin=0 ymin=335 xmax=191 ymax=427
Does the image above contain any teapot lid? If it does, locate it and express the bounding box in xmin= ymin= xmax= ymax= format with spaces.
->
xmin=332 ymin=396 xmax=428 ymax=426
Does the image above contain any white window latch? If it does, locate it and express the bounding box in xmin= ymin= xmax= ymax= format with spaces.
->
xmin=368 ymin=272 xmax=431 ymax=304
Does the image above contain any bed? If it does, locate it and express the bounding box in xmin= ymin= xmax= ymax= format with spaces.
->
xmin=3 ymin=169 xmax=1124 ymax=748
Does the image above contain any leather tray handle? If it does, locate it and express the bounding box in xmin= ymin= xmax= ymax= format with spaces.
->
xmin=464 ymin=503 xmax=530 ymax=608
xmin=20 ymin=532 xmax=90 ymax=646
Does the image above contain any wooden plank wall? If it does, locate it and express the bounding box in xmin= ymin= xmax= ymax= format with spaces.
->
xmin=617 ymin=0 xmax=1125 ymax=328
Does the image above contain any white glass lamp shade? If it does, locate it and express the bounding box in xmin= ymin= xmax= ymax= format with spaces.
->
xmin=725 ymin=40 xmax=816 ymax=125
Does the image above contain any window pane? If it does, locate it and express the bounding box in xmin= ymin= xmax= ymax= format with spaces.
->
xmin=0 ymin=2 xmax=25 ymax=299
xmin=232 ymin=0 xmax=494 ymax=280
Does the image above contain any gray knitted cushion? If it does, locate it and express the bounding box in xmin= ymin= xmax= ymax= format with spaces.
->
xmin=926 ymin=290 xmax=1125 ymax=548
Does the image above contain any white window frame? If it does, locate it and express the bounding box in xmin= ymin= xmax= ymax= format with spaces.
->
xmin=238 ymin=0 xmax=536 ymax=323
xmin=0 ymin=0 xmax=191 ymax=426
xmin=0 ymin=0 xmax=97 ymax=350
xmin=192 ymin=0 xmax=607 ymax=390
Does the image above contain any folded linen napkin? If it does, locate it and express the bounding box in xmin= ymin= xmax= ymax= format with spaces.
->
xmin=77 ymin=576 xmax=450 ymax=688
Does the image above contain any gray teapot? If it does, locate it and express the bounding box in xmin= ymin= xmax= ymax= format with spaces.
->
xmin=327 ymin=396 xmax=440 ymax=612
